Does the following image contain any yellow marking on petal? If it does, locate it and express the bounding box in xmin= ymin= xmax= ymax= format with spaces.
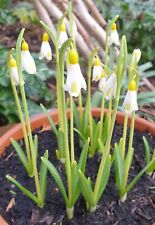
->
xmin=43 ymin=32 xmax=49 ymax=42
xmin=9 ymin=57 xmax=16 ymax=67
xmin=95 ymin=75 xmax=99 ymax=81
xmin=94 ymin=57 xmax=100 ymax=66
xmin=71 ymin=82 xmax=78 ymax=93
xmin=22 ymin=41 xmax=29 ymax=51
xmin=101 ymin=70 xmax=106 ymax=78
xmin=60 ymin=22 xmax=66 ymax=32
xmin=68 ymin=49 xmax=79 ymax=64
xmin=111 ymin=23 xmax=117 ymax=31
xmin=125 ymin=103 xmax=131 ymax=111
xmin=106 ymin=88 xmax=111 ymax=97
xmin=128 ymin=80 xmax=136 ymax=91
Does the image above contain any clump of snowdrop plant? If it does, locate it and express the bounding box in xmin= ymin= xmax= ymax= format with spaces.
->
xmin=6 ymin=1 xmax=155 ymax=221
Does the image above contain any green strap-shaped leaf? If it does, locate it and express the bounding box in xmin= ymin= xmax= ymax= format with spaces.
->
xmin=40 ymin=150 xmax=48 ymax=202
xmin=96 ymin=155 xmax=111 ymax=203
xmin=98 ymin=139 xmax=105 ymax=155
xmin=6 ymin=175 xmax=39 ymax=204
xmin=78 ymin=137 xmax=90 ymax=173
xmin=143 ymin=136 xmax=151 ymax=165
xmin=78 ymin=170 xmax=95 ymax=206
xmin=123 ymin=147 xmax=134 ymax=189
xmin=73 ymin=101 xmax=80 ymax=130
xmin=41 ymin=157 xmax=68 ymax=204
xmin=114 ymin=143 xmax=124 ymax=191
xmin=126 ymin=159 xmax=155 ymax=193
xmin=11 ymin=138 xmax=28 ymax=172
xmin=82 ymin=102 xmax=89 ymax=136
xmin=33 ymin=135 xmax=38 ymax=162
xmin=57 ymin=128 xmax=65 ymax=160
xmin=73 ymin=128 xmax=86 ymax=143
xmin=40 ymin=104 xmax=58 ymax=137
xmin=89 ymin=121 xmax=100 ymax=157
xmin=70 ymin=162 xmax=79 ymax=206
xmin=102 ymin=113 xmax=109 ymax=144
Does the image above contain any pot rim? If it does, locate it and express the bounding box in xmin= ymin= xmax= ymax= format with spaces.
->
xmin=0 ymin=107 xmax=155 ymax=156
xmin=0 ymin=107 xmax=155 ymax=225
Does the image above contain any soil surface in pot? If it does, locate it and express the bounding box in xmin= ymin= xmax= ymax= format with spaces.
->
xmin=0 ymin=123 xmax=155 ymax=225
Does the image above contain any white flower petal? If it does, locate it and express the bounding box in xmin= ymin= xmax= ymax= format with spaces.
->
xmin=99 ymin=77 xmax=106 ymax=92
xmin=58 ymin=31 xmax=68 ymax=49
xmin=123 ymin=90 xmax=138 ymax=113
xmin=103 ymin=73 xmax=117 ymax=100
xmin=109 ymin=30 xmax=119 ymax=46
xmin=65 ymin=63 xmax=87 ymax=97
xmin=92 ymin=65 xmax=103 ymax=81
xmin=39 ymin=41 xmax=52 ymax=60
xmin=11 ymin=67 xmax=19 ymax=86
xmin=21 ymin=50 xmax=36 ymax=74
xmin=134 ymin=49 xmax=141 ymax=63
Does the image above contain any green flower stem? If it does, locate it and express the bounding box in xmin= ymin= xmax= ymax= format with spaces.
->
xmin=19 ymin=82 xmax=42 ymax=205
xmin=15 ymin=29 xmax=42 ymax=205
xmin=68 ymin=0 xmax=75 ymax=48
xmin=122 ymin=112 xmax=128 ymax=159
xmin=78 ymin=92 xmax=83 ymax=129
xmin=99 ymin=95 xmax=105 ymax=138
xmin=87 ymin=63 xmax=93 ymax=142
xmin=108 ymin=99 xmax=112 ymax=132
xmin=128 ymin=112 xmax=135 ymax=152
xmin=70 ymin=95 xmax=74 ymax=165
xmin=10 ymin=75 xmax=32 ymax=175
xmin=94 ymin=83 xmax=121 ymax=201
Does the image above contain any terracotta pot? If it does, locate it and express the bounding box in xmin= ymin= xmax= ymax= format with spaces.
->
xmin=0 ymin=108 xmax=155 ymax=225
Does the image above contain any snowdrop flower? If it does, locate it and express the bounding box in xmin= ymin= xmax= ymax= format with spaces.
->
xmin=133 ymin=49 xmax=141 ymax=63
xmin=58 ymin=22 xmax=68 ymax=49
xmin=92 ymin=56 xmax=103 ymax=82
xmin=21 ymin=40 xmax=36 ymax=74
xmin=64 ymin=49 xmax=86 ymax=97
xmin=39 ymin=32 xmax=52 ymax=61
xmin=9 ymin=57 xmax=20 ymax=86
xmin=109 ymin=22 xmax=119 ymax=46
xmin=103 ymin=72 xmax=117 ymax=100
xmin=123 ymin=80 xmax=138 ymax=114
xmin=99 ymin=70 xmax=106 ymax=92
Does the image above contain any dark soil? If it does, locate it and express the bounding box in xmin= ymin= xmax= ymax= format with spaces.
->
xmin=0 ymin=123 xmax=155 ymax=225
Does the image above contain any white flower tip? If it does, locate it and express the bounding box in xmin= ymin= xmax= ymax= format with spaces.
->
xmin=134 ymin=49 xmax=141 ymax=63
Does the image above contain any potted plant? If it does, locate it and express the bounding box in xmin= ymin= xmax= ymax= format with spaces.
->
xmin=0 ymin=3 xmax=155 ymax=224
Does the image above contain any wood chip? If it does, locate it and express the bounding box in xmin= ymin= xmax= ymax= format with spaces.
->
xmin=6 ymin=198 xmax=15 ymax=212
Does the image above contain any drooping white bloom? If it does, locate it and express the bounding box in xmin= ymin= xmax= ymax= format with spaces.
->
xmin=109 ymin=22 xmax=119 ymax=46
xmin=123 ymin=80 xmax=138 ymax=113
xmin=92 ymin=57 xmax=103 ymax=82
xmin=64 ymin=49 xmax=86 ymax=97
xmin=9 ymin=57 xmax=19 ymax=85
xmin=103 ymin=72 xmax=117 ymax=100
xmin=133 ymin=49 xmax=141 ymax=63
xmin=21 ymin=41 xmax=36 ymax=74
xmin=9 ymin=57 xmax=24 ymax=86
xmin=39 ymin=32 xmax=52 ymax=61
xmin=58 ymin=22 xmax=68 ymax=49
xmin=98 ymin=70 xmax=106 ymax=92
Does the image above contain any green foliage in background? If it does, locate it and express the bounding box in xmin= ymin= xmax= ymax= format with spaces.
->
xmin=95 ymin=0 xmax=155 ymax=66
xmin=0 ymin=0 xmax=38 ymax=24
xmin=0 ymin=45 xmax=55 ymax=123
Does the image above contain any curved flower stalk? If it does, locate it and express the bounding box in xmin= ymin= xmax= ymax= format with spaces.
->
xmin=92 ymin=56 xmax=103 ymax=81
xmin=21 ymin=40 xmax=36 ymax=74
xmin=64 ymin=49 xmax=87 ymax=97
xmin=103 ymin=72 xmax=117 ymax=100
xmin=109 ymin=22 xmax=119 ymax=46
xmin=39 ymin=32 xmax=52 ymax=60
xmin=7 ymin=30 xmax=48 ymax=208
xmin=58 ymin=21 xmax=68 ymax=49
